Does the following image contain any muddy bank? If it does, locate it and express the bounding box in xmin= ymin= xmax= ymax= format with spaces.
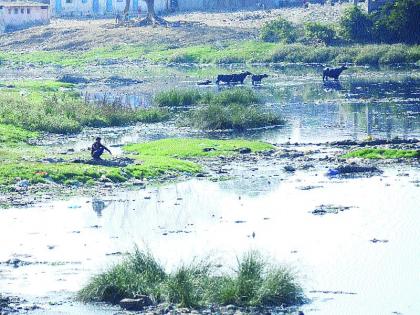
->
xmin=1 ymin=138 xmax=418 ymax=209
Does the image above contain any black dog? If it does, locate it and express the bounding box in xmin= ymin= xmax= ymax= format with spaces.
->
xmin=252 ymin=74 xmax=268 ymax=85
xmin=322 ymin=65 xmax=348 ymax=81
xmin=216 ymin=71 xmax=252 ymax=85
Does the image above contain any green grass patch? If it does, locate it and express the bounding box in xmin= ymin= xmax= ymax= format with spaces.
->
xmin=124 ymin=138 xmax=275 ymax=158
xmin=146 ymin=41 xmax=277 ymax=64
xmin=0 ymin=161 xmax=128 ymax=186
xmin=0 ymin=137 xmax=274 ymax=187
xmin=78 ymin=248 xmax=305 ymax=308
xmin=1 ymin=41 xmax=419 ymax=66
xmin=0 ymin=124 xmax=38 ymax=145
xmin=342 ymin=148 xmax=420 ymax=159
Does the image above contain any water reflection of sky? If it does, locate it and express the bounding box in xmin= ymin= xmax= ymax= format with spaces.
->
xmin=1 ymin=168 xmax=419 ymax=315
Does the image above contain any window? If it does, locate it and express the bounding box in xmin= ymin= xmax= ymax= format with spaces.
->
xmin=20 ymin=8 xmax=24 ymax=13
xmin=14 ymin=8 xmax=18 ymax=14
xmin=8 ymin=9 xmax=11 ymax=14
xmin=27 ymin=8 xmax=30 ymax=14
xmin=65 ymin=0 xmax=72 ymax=3
xmin=82 ymin=0 xmax=87 ymax=3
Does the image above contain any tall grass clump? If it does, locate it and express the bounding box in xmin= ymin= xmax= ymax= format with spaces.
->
xmin=209 ymin=88 xmax=259 ymax=106
xmin=78 ymin=249 xmax=305 ymax=309
xmin=174 ymin=88 xmax=284 ymax=131
xmin=188 ymin=103 xmax=283 ymax=131
xmin=78 ymin=248 xmax=166 ymax=303
xmin=154 ymin=89 xmax=202 ymax=107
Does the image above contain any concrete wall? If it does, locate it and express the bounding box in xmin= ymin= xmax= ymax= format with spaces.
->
xmin=0 ymin=4 xmax=49 ymax=31
xmin=177 ymin=0 xmax=291 ymax=10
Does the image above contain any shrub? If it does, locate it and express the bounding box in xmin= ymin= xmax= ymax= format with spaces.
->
xmin=79 ymin=249 xmax=305 ymax=309
xmin=304 ymin=22 xmax=337 ymax=45
xmin=260 ymin=17 xmax=299 ymax=43
xmin=340 ymin=5 xmax=373 ymax=42
xmin=154 ymin=89 xmax=202 ymax=107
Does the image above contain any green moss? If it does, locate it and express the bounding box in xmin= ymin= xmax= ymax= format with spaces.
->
xmin=124 ymin=138 xmax=275 ymax=158
xmin=342 ymin=148 xmax=420 ymax=159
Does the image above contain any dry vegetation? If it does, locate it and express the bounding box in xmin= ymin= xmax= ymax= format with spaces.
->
xmin=0 ymin=4 xmax=351 ymax=52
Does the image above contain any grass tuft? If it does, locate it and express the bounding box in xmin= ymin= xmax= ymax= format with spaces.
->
xmin=154 ymin=89 xmax=202 ymax=107
xmin=342 ymin=148 xmax=420 ymax=159
xmin=78 ymin=249 xmax=305 ymax=309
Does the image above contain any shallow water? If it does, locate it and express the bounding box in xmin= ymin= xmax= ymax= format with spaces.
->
xmin=1 ymin=163 xmax=419 ymax=314
xmin=1 ymin=63 xmax=419 ymax=314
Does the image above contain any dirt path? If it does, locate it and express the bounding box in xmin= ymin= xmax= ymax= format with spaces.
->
xmin=0 ymin=4 xmax=351 ymax=52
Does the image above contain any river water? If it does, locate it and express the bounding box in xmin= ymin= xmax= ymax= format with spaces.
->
xmin=0 ymin=64 xmax=419 ymax=314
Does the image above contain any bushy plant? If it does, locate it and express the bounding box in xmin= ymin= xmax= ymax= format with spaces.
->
xmin=260 ymin=17 xmax=299 ymax=43
xmin=372 ymin=0 xmax=420 ymax=44
xmin=340 ymin=5 xmax=373 ymax=42
xmin=304 ymin=22 xmax=337 ymax=45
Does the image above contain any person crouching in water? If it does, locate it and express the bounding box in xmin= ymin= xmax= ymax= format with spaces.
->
xmin=91 ymin=137 xmax=112 ymax=160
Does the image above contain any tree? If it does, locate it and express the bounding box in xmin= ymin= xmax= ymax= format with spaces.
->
xmin=339 ymin=5 xmax=373 ymax=42
xmin=373 ymin=0 xmax=420 ymax=44
xmin=123 ymin=0 xmax=168 ymax=26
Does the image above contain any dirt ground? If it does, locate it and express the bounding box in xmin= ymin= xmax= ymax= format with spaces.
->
xmin=0 ymin=4 xmax=351 ymax=52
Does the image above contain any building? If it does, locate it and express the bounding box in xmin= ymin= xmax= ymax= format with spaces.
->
xmin=50 ymin=0 xmax=169 ymax=17
xmin=50 ymin=0 xmax=291 ymax=17
xmin=0 ymin=1 xmax=50 ymax=32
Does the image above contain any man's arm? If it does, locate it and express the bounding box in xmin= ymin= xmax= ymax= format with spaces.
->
xmin=102 ymin=145 xmax=112 ymax=155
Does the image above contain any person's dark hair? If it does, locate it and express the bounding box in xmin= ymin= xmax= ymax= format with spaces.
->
xmin=96 ymin=137 xmax=101 ymax=141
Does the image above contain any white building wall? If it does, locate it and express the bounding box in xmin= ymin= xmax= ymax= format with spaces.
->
xmin=0 ymin=4 xmax=49 ymax=31
xmin=51 ymin=0 xmax=169 ymax=17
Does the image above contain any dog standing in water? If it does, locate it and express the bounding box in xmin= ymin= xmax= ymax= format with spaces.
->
xmin=323 ymin=65 xmax=348 ymax=81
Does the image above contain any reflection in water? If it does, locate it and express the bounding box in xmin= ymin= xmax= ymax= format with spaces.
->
xmin=92 ymin=198 xmax=111 ymax=217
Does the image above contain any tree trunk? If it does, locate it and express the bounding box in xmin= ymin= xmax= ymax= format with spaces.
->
xmin=138 ymin=0 xmax=168 ymax=26
xmin=124 ymin=0 xmax=131 ymax=15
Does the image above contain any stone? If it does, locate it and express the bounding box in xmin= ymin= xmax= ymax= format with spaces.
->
xmin=238 ymin=147 xmax=252 ymax=154
xmin=119 ymin=296 xmax=153 ymax=311
xmin=284 ymin=165 xmax=296 ymax=172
